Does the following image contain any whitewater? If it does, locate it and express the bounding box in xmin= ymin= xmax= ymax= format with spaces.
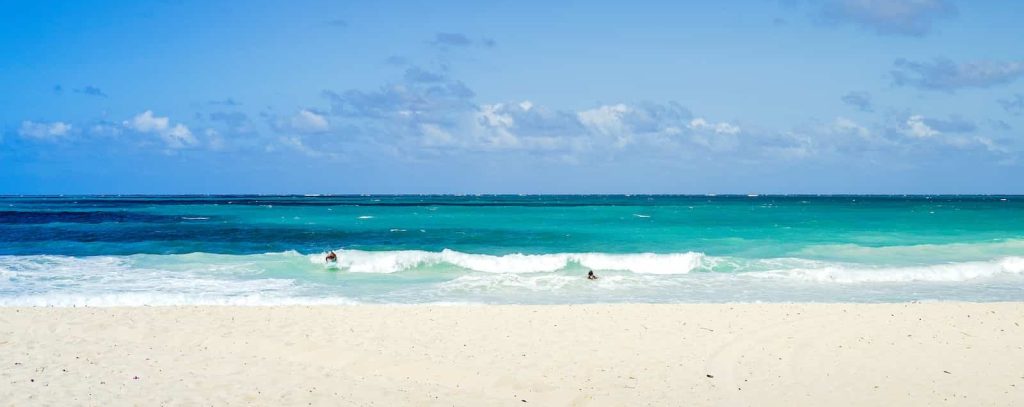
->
xmin=1 ymin=195 xmax=1022 ymax=305
xmin=2 ymin=248 xmax=1023 ymax=305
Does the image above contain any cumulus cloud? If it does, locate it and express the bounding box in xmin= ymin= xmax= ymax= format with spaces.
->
xmin=776 ymin=117 xmax=886 ymax=157
xmin=323 ymin=63 xmax=717 ymax=155
xmin=410 ymin=102 xmax=555 ymax=151
xmin=276 ymin=133 xmax=342 ymax=158
xmin=88 ymin=121 xmax=122 ymax=137
xmin=465 ymin=102 xmax=579 ymax=151
xmin=688 ymin=118 xmax=741 ymax=135
xmin=419 ymin=123 xmax=457 ymax=147
xmin=320 ymin=62 xmax=747 ymax=157
xmin=840 ymin=91 xmax=873 ymax=112
xmin=819 ymin=0 xmax=955 ymax=36
xmin=999 ymin=94 xmax=1024 ymax=115
xmin=903 ymin=115 xmax=938 ymax=138
xmin=517 ymin=101 xmax=729 ymax=152
xmin=205 ymin=129 xmax=225 ymax=151
xmin=291 ymin=110 xmax=329 ymax=133
xmin=765 ymin=113 xmax=1002 ymax=160
xmin=574 ymin=102 xmax=701 ymax=148
xmin=576 ymin=103 xmax=693 ymax=136
xmin=828 ymin=117 xmax=874 ymax=141
xmin=311 ymin=56 xmax=1017 ymax=163
xmin=577 ymin=104 xmax=631 ymax=136
xmin=684 ymin=117 xmax=742 ymax=152
xmin=921 ymin=116 xmax=976 ymax=133
xmin=477 ymin=103 xmax=517 ymax=128
xmin=323 ymin=80 xmax=475 ymax=120
xmin=892 ymin=58 xmax=1024 ymax=91
xmin=279 ymin=136 xmax=326 ymax=157
xmin=162 ymin=125 xmax=194 ymax=147
xmin=272 ymin=109 xmax=330 ymax=134
xmin=123 ymin=110 xmax=197 ymax=148
xmin=124 ymin=111 xmax=169 ymax=133
xmin=18 ymin=121 xmax=72 ymax=140
xmin=886 ymin=114 xmax=994 ymax=150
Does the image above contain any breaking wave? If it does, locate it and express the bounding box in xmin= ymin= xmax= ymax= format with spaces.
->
xmin=312 ymin=249 xmax=705 ymax=274
xmin=757 ymin=256 xmax=1024 ymax=283
xmin=1 ymin=249 xmax=1023 ymax=306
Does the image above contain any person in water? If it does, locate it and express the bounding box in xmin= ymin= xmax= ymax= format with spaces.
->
xmin=587 ymin=270 xmax=598 ymax=280
xmin=325 ymin=251 xmax=338 ymax=263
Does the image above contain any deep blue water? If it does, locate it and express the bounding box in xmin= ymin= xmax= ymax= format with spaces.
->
xmin=1 ymin=195 xmax=1022 ymax=305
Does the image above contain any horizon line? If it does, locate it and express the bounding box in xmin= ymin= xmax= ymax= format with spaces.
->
xmin=2 ymin=194 xmax=1022 ymax=198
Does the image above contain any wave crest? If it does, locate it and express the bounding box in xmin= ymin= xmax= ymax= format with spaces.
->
xmin=311 ymin=249 xmax=706 ymax=274
xmin=759 ymin=256 xmax=1024 ymax=283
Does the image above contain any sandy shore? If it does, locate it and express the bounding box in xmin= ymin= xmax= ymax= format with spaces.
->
xmin=1 ymin=303 xmax=1022 ymax=406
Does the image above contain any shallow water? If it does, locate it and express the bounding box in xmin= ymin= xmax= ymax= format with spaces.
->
xmin=1 ymin=195 xmax=1022 ymax=305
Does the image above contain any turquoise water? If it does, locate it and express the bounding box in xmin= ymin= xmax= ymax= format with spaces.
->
xmin=1 ymin=195 xmax=1023 ymax=305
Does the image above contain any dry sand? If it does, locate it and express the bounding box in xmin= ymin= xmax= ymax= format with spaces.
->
xmin=1 ymin=303 xmax=1023 ymax=406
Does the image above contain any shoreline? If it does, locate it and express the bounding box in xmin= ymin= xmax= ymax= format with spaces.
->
xmin=2 ymin=303 xmax=1022 ymax=405
xmin=1 ymin=299 xmax=1021 ymax=307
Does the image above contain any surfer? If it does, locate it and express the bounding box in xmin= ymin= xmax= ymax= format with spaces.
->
xmin=587 ymin=270 xmax=598 ymax=280
xmin=325 ymin=251 xmax=338 ymax=263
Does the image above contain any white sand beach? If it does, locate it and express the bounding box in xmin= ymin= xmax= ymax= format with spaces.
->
xmin=2 ymin=303 xmax=1022 ymax=405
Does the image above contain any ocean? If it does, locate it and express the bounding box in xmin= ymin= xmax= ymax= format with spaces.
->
xmin=1 ymin=195 xmax=1022 ymax=305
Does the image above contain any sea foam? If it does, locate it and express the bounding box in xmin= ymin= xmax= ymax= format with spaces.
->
xmin=3 ymin=251 xmax=1024 ymax=306
xmin=310 ymin=249 xmax=706 ymax=274
xmin=757 ymin=256 xmax=1024 ymax=283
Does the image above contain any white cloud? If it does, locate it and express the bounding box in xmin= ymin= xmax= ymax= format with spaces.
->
xmin=473 ymin=120 xmax=521 ymax=149
xmin=973 ymin=136 xmax=1008 ymax=154
xmin=831 ymin=117 xmax=871 ymax=138
xmin=576 ymin=104 xmax=640 ymax=148
xmin=477 ymin=103 xmax=516 ymax=128
xmin=88 ymin=123 xmax=122 ymax=137
xmin=796 ymin=117 xmax=898 ymax=155
xmin=164 ymin=124 xmax=195 ymax=147
xmin=577 ymin=104 xmax=630 ymax=135
xmin=904 ymin=115 xmax=938 ymax=138
xmin=412 ymin=101 xmax=572 ymax=152
xmin=687 ymin=118 xmax=741 ymax=135
xmin=19 ymin=121 xmax=72 ymax=140
xmin=420 ymin=123 xmax=456 ymax=147
xmin=279 ymin=135 xmax=340 ymax=158
xmin=123 ymin=110 xmax=197 ymax=148
xmin=205 ymin=128 xmax=225 ymax=151
xmin=317 ymin=67 xmax=1021 ymax=164
xmin=289 ymin=109 xmax=330 ymax=134
xmin=124 ymin=111 xmax=169 ymax=133
xmin=464 ymin=102 xmax=577 ymax=151
xmin=280 ymin=136 xmax=323 ymax=157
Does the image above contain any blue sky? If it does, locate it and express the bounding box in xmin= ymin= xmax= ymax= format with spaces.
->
xmin=2 ymin=0 xmax=1023 ymax=194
